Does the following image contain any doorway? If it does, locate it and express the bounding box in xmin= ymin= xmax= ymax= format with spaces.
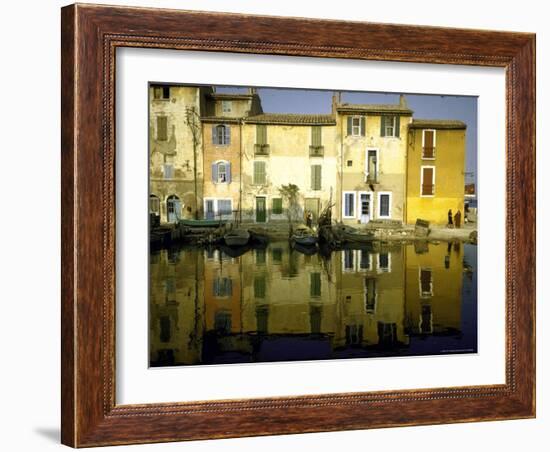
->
xmin=359 ymin=192 xmax=372 ymax=224
xmin=166 ymin=195 xmax=181 ymax=223
xmin=256 ymin=197 xmax=266 ymax=223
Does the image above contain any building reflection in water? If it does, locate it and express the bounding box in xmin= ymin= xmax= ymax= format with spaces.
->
xmin=149 ymin=241 xmax=477 ymax=367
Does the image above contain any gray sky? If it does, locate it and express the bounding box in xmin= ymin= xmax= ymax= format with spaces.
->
xmin=217 ymin=86 xmax=477 ymax=183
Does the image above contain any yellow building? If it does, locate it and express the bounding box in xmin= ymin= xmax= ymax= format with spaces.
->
xmin=404 ymin=241 xmax=463 ymax=336
xmin=335 ymin=95 xmax=413 ymax=224
xmin=406 ymin=120 xmax=467 ymax=225
xmin=240 ymin=115 xmax=338 ymax=223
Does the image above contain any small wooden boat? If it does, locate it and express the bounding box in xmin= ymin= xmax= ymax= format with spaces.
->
xmin=224 ymin=228 xmax=250 ymax=247
xmin=291 ymin=225 xmax=317 ymax=246
xmin=333 ymin=224 xmax=374 ymax=244
xmin=179 ymin=219 xmax=227 ymax=228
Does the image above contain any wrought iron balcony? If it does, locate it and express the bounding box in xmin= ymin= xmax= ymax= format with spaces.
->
xmin=254 ymin=144 xmax=270 ymax=155
xmin=309 ymin=145 xmax=324 ymax=157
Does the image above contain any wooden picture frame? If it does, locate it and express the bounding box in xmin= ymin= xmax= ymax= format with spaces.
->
xmin=61 ymin=3 xmax=535 ymax=447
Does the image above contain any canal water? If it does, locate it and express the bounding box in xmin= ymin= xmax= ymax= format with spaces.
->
xmin=149 ymin=240 xmax=477 ymax=367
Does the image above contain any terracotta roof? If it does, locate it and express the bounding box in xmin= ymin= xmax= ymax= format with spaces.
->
xmin=207 ymin=93 xmax=255 ymax=100
xmin=200 ymin=116 xmax=243 ymax=124
xmin=336 ymin=103 xmax=413 ymax=115
xmin=409 ymin=119 xmax=467 ymax=129
xmin=245 ymin=113 xmax=336 ymax=125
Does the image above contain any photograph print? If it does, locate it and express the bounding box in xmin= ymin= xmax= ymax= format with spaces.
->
xmin=148 ymin=84 xmax=478 ymax=367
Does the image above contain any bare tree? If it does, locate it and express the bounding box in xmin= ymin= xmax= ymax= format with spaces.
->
xmin=278 ymin=184 xmax=301 ymax=233
xmin=185 ymin=106 xmax=201 ymax=219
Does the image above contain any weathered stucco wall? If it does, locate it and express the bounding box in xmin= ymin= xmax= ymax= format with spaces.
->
xmin=240 ymin=122 xmax=338 ymax=223
xmin=149 ymin=85 xmax=206 ymax=221
xmin=336 ymin=113 xmax=411 ymax=224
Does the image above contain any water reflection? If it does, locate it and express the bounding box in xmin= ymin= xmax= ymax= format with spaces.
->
xmin=149 ymin=241 xmax=477 ymax=367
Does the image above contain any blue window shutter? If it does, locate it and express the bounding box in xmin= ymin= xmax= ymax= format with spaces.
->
xmin=212 ymin=125 xmax=217 ymax=144
xmin=212 ymin=162 xmax=218 ymax=182
xmin=360 ymin=117 xmax=366 ymax=136
xmin=226 ymin=162 xmax=231 ymax=183
xmin=347 ymin=116 xmax=352 ymax=135
xmin=225 ymin=126 xmax=230 ymax=145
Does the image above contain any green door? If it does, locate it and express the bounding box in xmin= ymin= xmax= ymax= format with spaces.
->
xmin=256 ymin=197 xmax=266 ymax=223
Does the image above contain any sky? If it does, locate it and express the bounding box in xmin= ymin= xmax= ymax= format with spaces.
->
xmin=217 ymin=86 xmax=477 ymax=183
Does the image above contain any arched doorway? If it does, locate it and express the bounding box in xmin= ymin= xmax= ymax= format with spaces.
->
xmin=166 ymin=195 xmax=181 ymax=223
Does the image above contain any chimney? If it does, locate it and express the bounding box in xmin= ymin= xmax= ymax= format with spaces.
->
xmin=399 ymin=94 xmax=408 ymax=108
xmin=332 ymin=91 xmax=342 ymax=114
xmin=248 ymin=87 xmax=257 ymax=95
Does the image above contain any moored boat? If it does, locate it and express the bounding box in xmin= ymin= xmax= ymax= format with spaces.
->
xmin=179 ymin=219 xmax=227 ymax=228
xmin=291 ymin=225 xmax=318 ymax=246
xmin=224 ymin=228 xmax=250 ymax=247
xmin=333 ymin=224 xmax=374 ymax=244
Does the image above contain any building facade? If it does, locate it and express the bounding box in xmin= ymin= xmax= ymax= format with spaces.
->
xmin=406 ymin=120 xmax=467 ymax=225
xmin=149 ymin=84 xmax=212 ymax=223
xmin=149 ymin=86 xmax=468 ymax=227
xmin=335 ymin=95 xmax=413 ymax=224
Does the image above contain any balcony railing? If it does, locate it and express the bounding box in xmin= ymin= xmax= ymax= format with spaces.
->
xmin=254 ymin=144 xmax=270 ymax=155
xmin=309 ymin=145 xmax=324 ymax=157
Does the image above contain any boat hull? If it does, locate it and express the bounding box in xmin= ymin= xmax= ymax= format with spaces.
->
xmin=293 ymin=236 xmax=318 ymax=246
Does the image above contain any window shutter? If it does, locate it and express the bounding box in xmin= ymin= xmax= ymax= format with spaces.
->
xmin=257 ymin=125 xmax=267 ymax=145
xmin=422 ymin=167 xmax=434 ymax=195
xmin=212 ymin=162 xmax=218 ymax=182
xmin=254 ymin=161 xmax=265 ymax=184
xmin=212 ymin=125 xmax=217 ymax=144
xmin=395 ymin=116 xmax=400 ymax=137
xmin=157 ymin=116 xmax=168 ymax=141
xmin=226 ymin=162 xmax=231 ymax=183
xmin=313 ymin=165 xmax=321 ymax=190
xmin=360 ymin=116 xmax=366 ymax=136
xmin=312 ymin=126 xmax=322 ymax=146
xmin=380 ymin=116 xmax=386 ymax=137
xmin=224 ymin=126 xmax=231 ymax=145
xmin=347 ymin=116 xmax=352 ymax=136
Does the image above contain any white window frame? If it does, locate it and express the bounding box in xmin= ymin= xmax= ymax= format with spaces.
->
xmin=351 ymin=116 xmax=362 ymax=136
xmin=357 ymin=249 xmax=373 ymax=272
xmin=214 ymin=160 xmax=229 ymax=184
xmin=377 ymin=191 xmax=392 ymax=219
xmin=203 ymin=198 xmax=233 ymax=220
xmin=377 ymin=252 xmax=392 ymax=273
xmin=422 ymin=129 xmax=437 ymax=160
xmin=419 ymin=267 xmax=434 ymax=298
xmin=384 ymin=116 xmax=397 ymax=137
xmin=222 ymin=100 xmax=232 ymax=113
xmin=342 ymin=191 xmax=356 ymax=219
xmin=357 ymin=191 xmax=373 ymax=224
xmin=420 ymin=165 xmax=436 ymax=197
xmin=365 ymin=148 xmax=379 ymax=183
xmin=341 ymin=249 xmax=357 ymax=273
xmin=215 ymin=124 xmax=230 ymax=146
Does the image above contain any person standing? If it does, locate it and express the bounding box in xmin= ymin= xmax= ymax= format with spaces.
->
xmin=454 ymin=210 xmax=462 ymax=228
xmin=448 ymin=209 xmax=453 ymax=227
